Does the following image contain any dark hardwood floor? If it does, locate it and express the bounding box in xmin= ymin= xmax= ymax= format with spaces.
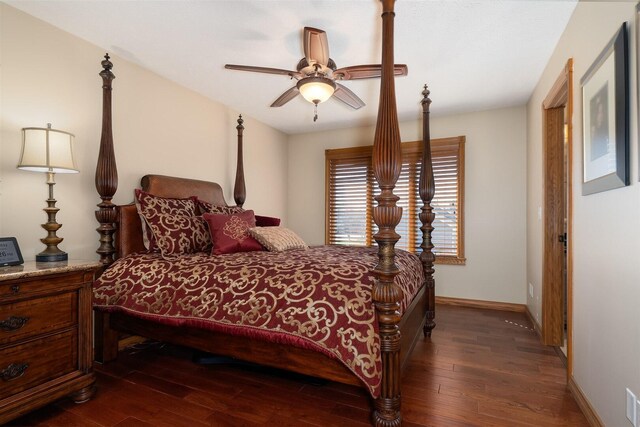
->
xmin=9 ymin=305 xmax=589 ymax=426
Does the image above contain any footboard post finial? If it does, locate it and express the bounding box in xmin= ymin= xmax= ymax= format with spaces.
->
xmin=234 ymin=114 xmax=246 ymax=208
xmin=372 ymin=0 xmax=402 ymax=426
xmin=420 ymin=85 xmax=436 ymax=337
xmin=95 ymin=54 xmax=118 ymax=265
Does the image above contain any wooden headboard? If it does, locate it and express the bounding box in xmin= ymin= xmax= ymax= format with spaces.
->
xmin=114 ymin=174 xmax=231 ymax=259
xmin=141 ymin=174 xmax=228 ymax=204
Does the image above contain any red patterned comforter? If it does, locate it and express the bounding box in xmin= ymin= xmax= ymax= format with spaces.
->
xmin=93 ymin=245 xmax=424 ymax=397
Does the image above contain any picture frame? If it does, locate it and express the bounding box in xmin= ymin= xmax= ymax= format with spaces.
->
xmin=0 ymin=237 xmax=24 ymax=267
xmin=580 ymin=22 xmax=629 ymax=195
xmin=637 ymin=3 xmax=640 ymax=181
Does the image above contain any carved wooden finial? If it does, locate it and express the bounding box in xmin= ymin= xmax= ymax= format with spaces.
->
xmin=234 ymin=114 xmax=246 ymax=208
xmin=101 ymin=53 xmax=112 ymax=68
xmin=421 ymin=84 xmax=431 ymax=107
xmin=100 ymin=54 xmax=114 ymax=81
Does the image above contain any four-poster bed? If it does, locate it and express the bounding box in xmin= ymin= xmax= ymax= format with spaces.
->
xmin=92 ymin=1 xmax=436 ymax=425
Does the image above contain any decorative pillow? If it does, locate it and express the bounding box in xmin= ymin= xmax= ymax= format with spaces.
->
xmin=203 ymin=210 xmax=263 ymax=255
xmin=255 ymin=215 xmax=281 ymax=227
xmin=143 ymin=214 xmax=210 ymax=259
xmin=135 ymin=189 xmax=199 ymax=252
xmin=248 ymin=227 xmax=307 ymax=252
xmin=197 ymin=198 xmax=245 ymax=216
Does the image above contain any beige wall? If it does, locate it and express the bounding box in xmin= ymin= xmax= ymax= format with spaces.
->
xmin=0 ymin=4 xmax=288 ymax=260
xmin=527 ymin=2 xmax=639 ymax=425
xmin=288 ymin=106 xmax=527 ymax=304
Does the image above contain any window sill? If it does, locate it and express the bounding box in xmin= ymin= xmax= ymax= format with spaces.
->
xmin=435 ymin=256 xmax=466 ymax=265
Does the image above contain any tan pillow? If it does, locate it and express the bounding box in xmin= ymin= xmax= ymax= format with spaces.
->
xmin=248 ymin=227 xmax=307 ymax=252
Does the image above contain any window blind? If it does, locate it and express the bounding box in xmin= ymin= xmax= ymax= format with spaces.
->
xmin=325 ymin=137 xmax=465 ymax=264
xmin=327 ymin=156 xmax=375 ymax=246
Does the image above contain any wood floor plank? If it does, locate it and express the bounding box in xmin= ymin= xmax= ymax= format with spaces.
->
xmin=206 ymin=411 xmax=265 ymax=427
xmin=440 ymin=382 xmax=582 ymax=420
xmin=477 ymin=400 xmax=589 ymax=427
xmin=55 ymin=393 xmax=129 ymax=427
xmin=183 ymin=389 xmax=233 ymax=412
xmin=123 ymin=370 xmax=195 ymax=398
xmin=142 ymin=409 xmax=211 ymax=427
xmin=9 ymin=304 xmax=589 ymax=426
xmin=403 ymin=393 xmax=532 ymax=427
xmin=112 ymin=418 xmax=154 ymax=427
xmin=14 ymin=406 xmax=104 ymax=427
xmin=299 ymin=383 xmax=372 ymax=410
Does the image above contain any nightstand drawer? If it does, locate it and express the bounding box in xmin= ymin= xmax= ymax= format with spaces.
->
xmin=0 ymin=271 xmax=87 ymax=300
xmin=0 ymin=330 xmax=77 ymax=400
xmin=0 ymin=292 xmax=77 ymax=345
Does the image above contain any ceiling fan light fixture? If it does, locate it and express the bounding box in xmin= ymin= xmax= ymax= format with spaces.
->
xmin=297 ymin=76 xmax=336 ymax=104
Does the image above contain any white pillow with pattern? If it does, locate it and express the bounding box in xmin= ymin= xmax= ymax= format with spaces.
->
xmin=248 ymin=226 xmax=307 ymax=252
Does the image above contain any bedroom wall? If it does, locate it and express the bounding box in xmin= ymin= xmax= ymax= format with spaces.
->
xmin=0 ymin=4 xmax=288 ymax=260
xmin=288 ymin=106 xmax=527 ymax=304
xmin=526 ymin=2 xmax=640 ymax=425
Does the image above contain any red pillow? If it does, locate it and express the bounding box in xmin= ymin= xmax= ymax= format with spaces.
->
xmin=203 ymin=210 xmax=263 ymax=255
xmin=255 ymin=215 xmax=281 ymax=227
xmin=135 ymin=189 xmax=199 ymax=252
xmin=144 ymin=214 xmax=210 ymax=259
xmin=197 ymin=198 xmax=245 ymax=216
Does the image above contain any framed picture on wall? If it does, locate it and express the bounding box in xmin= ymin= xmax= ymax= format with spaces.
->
xmin=580 ymin=22 xmax=629 ymax=195
xmin=637 ymin=3 xmax=640 ymax=181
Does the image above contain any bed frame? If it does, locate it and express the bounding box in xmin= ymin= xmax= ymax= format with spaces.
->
xmin=93 ymin=1 xmax=435 ymax=425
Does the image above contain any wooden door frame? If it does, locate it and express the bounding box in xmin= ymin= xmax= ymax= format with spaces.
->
xmin=542 ymin=58 xmax=574 ymax=376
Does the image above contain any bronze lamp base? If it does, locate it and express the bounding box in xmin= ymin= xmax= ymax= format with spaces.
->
xmin=36 ymin=172 xmax=68 ymax=263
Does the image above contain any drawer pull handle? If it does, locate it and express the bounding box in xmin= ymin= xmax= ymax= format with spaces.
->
xmin=1 ymin=363 xmax=28 ymax=381
xmin=0 ymin=316 xmax=29 ymax=332
xmin=11 ymin=285 xmax=19 ymax=294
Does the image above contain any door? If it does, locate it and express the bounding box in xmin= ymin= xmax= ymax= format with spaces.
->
xmin=543 ymin=106 xmax=565 ymax=346
xmin=542 ymin=58 xmax=574 ymax=376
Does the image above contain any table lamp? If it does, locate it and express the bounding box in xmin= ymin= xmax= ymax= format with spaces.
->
xmin=17 ymin=123 xmax=78 ymax=262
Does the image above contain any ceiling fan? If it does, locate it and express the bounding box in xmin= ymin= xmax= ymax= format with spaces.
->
xmin=225 ymin=27 xmax=408 ymax=121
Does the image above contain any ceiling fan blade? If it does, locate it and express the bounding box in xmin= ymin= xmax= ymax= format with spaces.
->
xmin=270 ymin=86 xmax=300 ymax=107
xmin=304 ymin=27 xmax=330 ymax=67
xmin=225 ymin=64 xmax=301 ymax=78
xmin=333 ymin=64 xmax=408 ymax=80
xmin=333 ymin=83 xmax=365 ymax=110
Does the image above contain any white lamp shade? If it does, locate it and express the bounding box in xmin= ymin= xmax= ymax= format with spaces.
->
xmin=297 ymin=77 xmax=336 ymax=104
xmin=18 ymin=126 xmax=78 ymax=173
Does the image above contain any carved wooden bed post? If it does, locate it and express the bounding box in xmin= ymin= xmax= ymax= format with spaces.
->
xmin=234 ymin=114 xmax=246 ymax=208
xmin=372 ymin=0 xmax=403 ymax=425
xmin=420 ymin=85 xmax=436 ymax=336
xmin=95 ymin=54 xmax=118 ymax=266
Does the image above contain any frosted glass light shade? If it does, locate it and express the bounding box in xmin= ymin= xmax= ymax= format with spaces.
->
xmin=297 ymin=77 xmax=336 ymax=104
xmin=18 ymin=125 xmax=78 ymax=173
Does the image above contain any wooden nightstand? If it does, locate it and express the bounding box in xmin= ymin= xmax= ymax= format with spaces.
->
xmin=0 ymin=260 xmax=100 ymax=424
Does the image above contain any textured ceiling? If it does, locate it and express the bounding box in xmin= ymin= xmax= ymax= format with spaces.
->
xmin=7 ymin=0 xmax=578 ymax=135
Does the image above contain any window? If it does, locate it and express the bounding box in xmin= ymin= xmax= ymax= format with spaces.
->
xmin=325 ymin=137 xmax=465 ymax=264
